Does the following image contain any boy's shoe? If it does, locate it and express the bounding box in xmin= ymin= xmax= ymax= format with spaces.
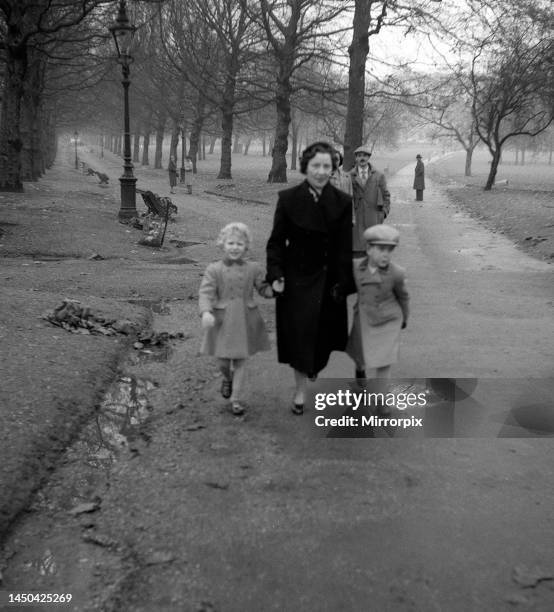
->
xmin=231 ymin=401 xmax=245 ymax=416
xmin=221 ymin=378 xmax=233 ymax=399
xmin=355 ymin=368 xmax=366 ymax=382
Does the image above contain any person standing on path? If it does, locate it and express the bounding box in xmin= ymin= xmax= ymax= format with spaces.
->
xmin=349 ymin=145 xmax=391 ymax=257
xmin=413 ymin=154 xmax=425 ymax=201
xmin=168 ymin=155 xmax=177 ymax=194
xmin=346 ymin=224 xmax=409 ymax=413
xmin=199 ymin=222 xmax=273 ymax=416
xmin=266 ymin=142 xmax=353 ymax=415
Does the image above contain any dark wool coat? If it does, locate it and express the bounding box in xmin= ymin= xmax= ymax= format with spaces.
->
xmin=266 ymin=181 xmax=353 ymax=376
xmin=413 ymin=159 xmax=425 ymax=190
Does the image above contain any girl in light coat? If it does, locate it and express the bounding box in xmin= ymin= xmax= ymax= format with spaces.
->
xmin=199 ymin=222 xmax=273 ymax=415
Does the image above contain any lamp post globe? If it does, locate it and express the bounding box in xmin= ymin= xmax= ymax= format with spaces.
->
xmin=109 ymin=0 xmax=137 ymax=221
xmin=74 ymin=131 xmax=79 ymax=169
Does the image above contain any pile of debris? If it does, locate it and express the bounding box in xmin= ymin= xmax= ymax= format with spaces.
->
xmin=133 ymin=329 xmax=187 ymax=349
xmin=43 ymin=299 xmax=139 ymax=336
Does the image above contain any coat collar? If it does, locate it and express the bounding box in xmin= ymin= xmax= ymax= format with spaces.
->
xmin=222 ymin=257 xmax=246 ymax=266
xmin=355 ymin=256 xmax=391 ymax=282
xmin=284 ymin=180 xmax=341 ymax=233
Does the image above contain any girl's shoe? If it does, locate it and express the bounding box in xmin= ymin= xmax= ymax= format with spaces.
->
xmin=291 ymin=402 xmax=304 ymax=415
xmin=231 ymin=401 xmax=245 ymax=416
xmin=221 ymin=378 xmax=233 ymax=399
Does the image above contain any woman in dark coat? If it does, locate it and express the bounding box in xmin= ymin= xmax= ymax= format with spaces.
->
xmin=266 ymin=142 xmax=353 ymax=414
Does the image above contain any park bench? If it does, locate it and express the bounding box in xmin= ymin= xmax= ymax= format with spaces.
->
xmin=136 ymin=189 xmax=177 ymax=218
xmin=84 ymin=165 xmax=110 ymax=184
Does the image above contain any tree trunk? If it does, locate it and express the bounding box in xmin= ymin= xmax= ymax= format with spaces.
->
xmin=218 ymin=71 xmax=237 ymax=179
xmin=209 ymin=136 xmax=217 ymax=154
xmin=343 ymin=0 xmax=372 ymax=171
xmin=219 ymin=109 xmax=233 ymax=178
xmin=0 ymin=46 xmax=26 ymax=191
xmin=262 ymin=133 xmax=266 ymax=156
xmin=141 ymin=131 xmax=150 ymax=165
xmin=521 ymin=147 xmax=525 ymax=166
xmin=515 ymin=148 xmax=519 ymax=165
xmin=154 ymin=118 xmax=165 ymax=169
xmin=133 ymin=127 xmax=140 ymax=162
xmin=268 ymin=69 xmax=292 ymax=183
xmin=290 ymin=117 xmax=299 ymax=171
xmin=243 ymin=137 xmax=252 ymax=155
xmin=464 ymin=148 xmax=473 ymax=176
xmin=484 ymin=150 xmax=501 ymax=190
xmin=189 ymin=104 xmax=205 ymax=173
xmin=169 ymin=122 xmax=180 ymax=161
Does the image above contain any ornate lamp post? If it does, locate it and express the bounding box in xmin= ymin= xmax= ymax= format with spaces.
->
xmin=74 ymin=131 xmax=79 ymax=169
xmin=109 ymin=0 xmax=137 ymax=220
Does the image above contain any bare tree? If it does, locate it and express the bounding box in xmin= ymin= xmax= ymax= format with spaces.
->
xmin=257 ymin=0 xmax=350 ymax=183
xmin=468 ymin=2 xmax=553 ymax=189
xmin=0 ymin=0 xmax=108 ymax=190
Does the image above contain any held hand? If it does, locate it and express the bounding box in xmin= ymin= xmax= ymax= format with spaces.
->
xmin=272 ymin=279 xmax=285 ymax=294
xmin=201 ymin=311 xmax=216 ymax=329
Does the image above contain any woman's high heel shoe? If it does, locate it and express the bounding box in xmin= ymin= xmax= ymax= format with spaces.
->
xmin=291 ymin=402 xmax=304 ymax=415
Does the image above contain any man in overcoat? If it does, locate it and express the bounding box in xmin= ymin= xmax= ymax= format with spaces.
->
xmin=413 ymin=154 xmax=425 ymax=201
xmin=349 ymin=145 xmax=391 ymax=257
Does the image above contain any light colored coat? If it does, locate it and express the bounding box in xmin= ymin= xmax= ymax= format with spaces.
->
xmin=346 ymin=257 xmax=409 ymax=368
xmin=198 ymin=259 xmax=271 ymax=358
xmin=330 ymin=167 xmax=353 ymax=196
xmin=351 ymin=258 xmax=409 ymax=326
xmin=349 ymin=165 xmax=391 ymax=252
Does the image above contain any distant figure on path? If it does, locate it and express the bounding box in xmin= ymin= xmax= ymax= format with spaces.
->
xmin=349 ymin=145 xmax=391 ymax=257
xmin=168 ymin=155 xmax=177 ymax=194
xmin=266 ymin=141 xmax=353 ymax=415
xmin=413 ymin=154 xmax=425 ymax=201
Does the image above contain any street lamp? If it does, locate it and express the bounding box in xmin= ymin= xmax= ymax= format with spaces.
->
xmin=109 ymin=0 xmax=137 ymax=221
xmin=74 ymin=131 xmax=79 ymax=169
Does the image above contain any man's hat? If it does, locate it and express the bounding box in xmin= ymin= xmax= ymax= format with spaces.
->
xmin=416 ymin=154 xmax=422 ymax=158
xmin=354 ymin=145 xmax=372 ymax=156
xmin=363 ymin=224 xmax=400 ymax=246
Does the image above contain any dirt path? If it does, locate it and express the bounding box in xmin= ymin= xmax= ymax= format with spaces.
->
xmin=2 ymin=161 xmax=553 ymax=611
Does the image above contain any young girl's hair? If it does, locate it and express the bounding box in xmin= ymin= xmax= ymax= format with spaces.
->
xmin=217 ymin=222 xmax=252 ymax=249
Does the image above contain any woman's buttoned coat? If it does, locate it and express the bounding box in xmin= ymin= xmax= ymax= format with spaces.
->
xmin=198 ymin=259 xmax=271 ymax=358
xmin=266 ymin=181 xmax=353 ymax=375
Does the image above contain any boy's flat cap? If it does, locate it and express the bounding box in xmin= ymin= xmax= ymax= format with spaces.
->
xmin=363 ymin=224 xmax=400 ymax=246
xmin=354 ymin=145 xmax=372 ymax=156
